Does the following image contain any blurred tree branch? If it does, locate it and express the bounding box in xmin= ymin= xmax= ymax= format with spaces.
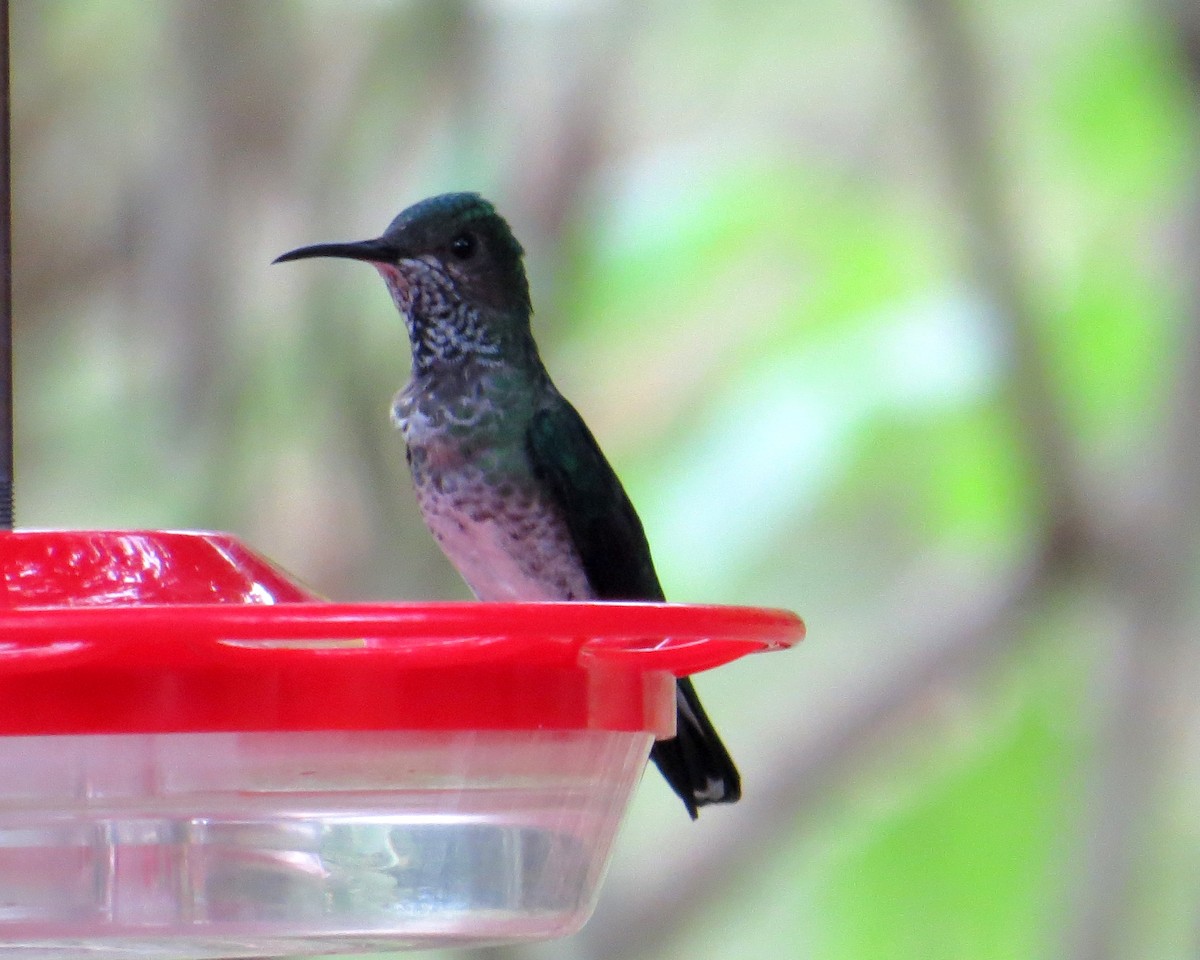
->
xmin=905 ymin=2 xmax=1200 ymax=958
xmin=1161 ymin=0 xmax=1200 ymax=562
xmin=279 ymin=2 xmax=483 ymax=599
xmin=1054 ymin=7 xmax=1200 ymax=957
xmin=506 ymin=7 xmax=626 ymax=327
xmin=904 ymin=0 xmax=1094 ymax=565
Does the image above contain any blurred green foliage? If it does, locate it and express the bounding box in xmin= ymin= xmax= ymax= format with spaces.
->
xmin=10 ymin=1 xmax=1200 ymax=959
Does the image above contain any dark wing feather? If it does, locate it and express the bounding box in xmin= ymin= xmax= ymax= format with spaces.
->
xmin=525 ymin=398 xmax=664 ymax=602
xmin=526 ymin=394 xmax=741 ymax=819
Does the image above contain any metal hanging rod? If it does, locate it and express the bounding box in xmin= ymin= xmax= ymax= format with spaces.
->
xmin=1 ymin=0 xmax=13 ymax=529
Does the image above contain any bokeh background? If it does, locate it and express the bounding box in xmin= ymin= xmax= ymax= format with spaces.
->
xmin=11 ymin=1 xmax=1200 ymax=958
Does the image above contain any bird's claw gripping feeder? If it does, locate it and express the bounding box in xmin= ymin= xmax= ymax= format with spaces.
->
xmin=0 ymin=10 xmax=802 ymax=958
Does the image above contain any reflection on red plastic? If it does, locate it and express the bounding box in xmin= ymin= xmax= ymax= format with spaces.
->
xmin=0 ymin=530 xmax=804 ymax=738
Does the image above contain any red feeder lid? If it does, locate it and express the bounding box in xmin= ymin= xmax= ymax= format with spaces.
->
xmin=0 ymin=530 xmax=803 ymax=738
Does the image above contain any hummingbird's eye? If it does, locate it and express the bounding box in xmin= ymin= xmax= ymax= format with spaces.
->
xmin=449 ymin=232 xmax=476 ymax=260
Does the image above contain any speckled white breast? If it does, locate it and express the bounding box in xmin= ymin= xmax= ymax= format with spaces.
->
xmin=413 ymin=466 xmax=595 ymax=602
xmin=391 ymin=362 xmax=589 ymax=601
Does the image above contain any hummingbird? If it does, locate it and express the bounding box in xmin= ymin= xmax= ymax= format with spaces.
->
xmin=274 ymin=192 xmax=739 ymax=818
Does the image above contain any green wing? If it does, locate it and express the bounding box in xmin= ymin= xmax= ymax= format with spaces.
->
xmin=525 ymin=398 xmax=665 ymax=601
xmin=528 ymin=396 xmax=741 ymax=816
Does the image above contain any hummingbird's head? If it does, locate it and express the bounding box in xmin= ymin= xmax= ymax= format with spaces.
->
xmin=275 ymin=192 xmax=534 ymax=370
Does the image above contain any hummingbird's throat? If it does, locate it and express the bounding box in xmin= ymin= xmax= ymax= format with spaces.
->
xmin=375 ymin=259 xmax=500 ymax=371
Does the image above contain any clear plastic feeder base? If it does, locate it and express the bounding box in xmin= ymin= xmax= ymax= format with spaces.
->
xmin=0 ymin=729 xmax=651 ymax=958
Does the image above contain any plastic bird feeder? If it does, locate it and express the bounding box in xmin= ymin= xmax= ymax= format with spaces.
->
xmin=0 ymin=529 xmax=803 ymax=958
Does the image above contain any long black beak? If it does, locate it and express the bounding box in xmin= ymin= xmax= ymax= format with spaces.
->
xmin=272 ymin=236 xmax=400 ymax=265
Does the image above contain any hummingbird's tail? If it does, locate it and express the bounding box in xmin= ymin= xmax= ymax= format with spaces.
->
xmin=649 ymin=677 xmax=741 ymax=819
